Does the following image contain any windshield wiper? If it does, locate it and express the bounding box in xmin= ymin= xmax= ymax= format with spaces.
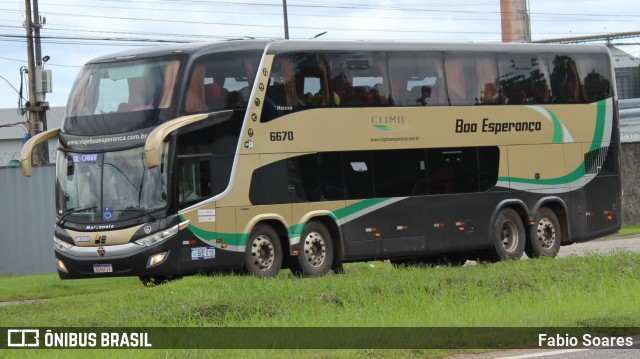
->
xmin=57 ymin=206 xmax=98 ymax=226
xmin=115 ymin=208 xmax=157 ymax=222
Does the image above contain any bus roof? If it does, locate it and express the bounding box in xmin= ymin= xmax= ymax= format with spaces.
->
xmin=86 ymin=40 xmax=271 ymax=64
xmin=264 ymin=40 xmax=612 ymax=55
xmin=86 ymin=39 xmax=611 ymax=65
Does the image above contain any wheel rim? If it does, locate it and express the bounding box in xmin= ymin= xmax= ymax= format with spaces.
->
xmin=251 ymin=235 xmax=275 ymax=270
xmin=303 ymin=231 xmax=326 ymax=267
xmin=536 ymin=218 xmax=556 ymax=249
xmin=499 ymin=220 xmax=519 ymax=253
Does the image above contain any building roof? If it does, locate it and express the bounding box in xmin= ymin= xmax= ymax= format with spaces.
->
xmin=609 ymin=46 xmax=640 ymax=69
xmin=0 ymin=107 xmax=65 ymax=140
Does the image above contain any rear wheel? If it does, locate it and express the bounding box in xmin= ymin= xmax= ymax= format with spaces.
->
xmin=491 ymin=208 xmax=525 ymax=260
xmin=525 ymin=207 xmax=561 ymax=258
xmin=245 ymin=224 xmax=282 ymax=278
xmin=290 ymin=221 xmax=334 ymax=277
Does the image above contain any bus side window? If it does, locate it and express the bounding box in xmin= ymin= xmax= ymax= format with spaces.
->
xmin=328 ymin=52 xmax=389 ymax=107
xmin=498 ymin=54 xmax=551 ymax=105
xmin=343 ymin=151 xmax=374 ymax=199
xmin=388 ymin=52 xmax=446 ymax=106
xmin=178 ymin=160 xmax=211 ymax=205
xmin=184 ymin=52 xmax=261 ymax=114
xmin=575 ymin=54 xmax=612 ymax=103
xmin=445 ymin=53 xmax=499 ymax=105
xmin=261 ymin=53 xmax=330 ymax=122
xmin=549 ymin=55 xmax=582 ymax=104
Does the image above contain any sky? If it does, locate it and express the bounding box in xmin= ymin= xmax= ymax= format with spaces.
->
xmin=0 ymin=0 xmax=639 ymax=113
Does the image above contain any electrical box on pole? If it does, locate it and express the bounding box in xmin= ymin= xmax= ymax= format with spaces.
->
xmin=35 ymin=68 xmax=52 ymax=96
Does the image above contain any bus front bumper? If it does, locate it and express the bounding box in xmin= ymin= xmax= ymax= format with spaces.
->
xmin=54 ymin=240 xmax=180 ymax=279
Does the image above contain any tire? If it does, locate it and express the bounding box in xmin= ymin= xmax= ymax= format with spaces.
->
xmin=244 ymin=224 xmax=282 ymax=278
xmin=291 ymin=221 xmax=334 ymax=277
xmin=492 ymin=208 xmax=525 ymax=260
xmin=525 ymin=207 xmax=561 ymax=258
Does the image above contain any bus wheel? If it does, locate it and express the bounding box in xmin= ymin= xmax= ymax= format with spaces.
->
xmin=293 ymin=221 xmax=334 ymax=277
xmin=525 ymin=207 xmax=561 ymax=258
xmin=492 ymin=208 xmax=525 ymax=260
xmin=245 ymin=224 xmax=282 ymax=278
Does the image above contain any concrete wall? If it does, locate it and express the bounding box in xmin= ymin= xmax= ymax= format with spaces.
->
xmin=622 ymin=141 xmax=640 ymax=225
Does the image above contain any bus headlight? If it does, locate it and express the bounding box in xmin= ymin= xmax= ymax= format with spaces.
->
xmin=54 ymin=237 xmax=73 ymax=252
xmin=134 ymin=225 xmax=179 ymax=247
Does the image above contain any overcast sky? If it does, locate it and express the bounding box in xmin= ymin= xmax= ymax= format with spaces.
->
xmin=1 ymin=0 xmax=639 ymax=113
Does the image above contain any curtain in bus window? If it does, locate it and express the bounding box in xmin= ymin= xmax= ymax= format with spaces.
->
xmin=244 ymin=57 xmax=257 ymax=85
xmin=444 ymin=58 xmax=466 ymax=105
xmin=430 ymin=57 xmax=446 ymax=105
xmin=159 ymin=60 xmax=180 ymax=108
xmin=282 ymin=58 xmax=298 ymax=106
xmin=67 ymin=69 xmax=92 ymax=117
xmin=476 ymin=57 xmax=499 ymax=104
xmin=185 ymin=64 xmax=207 ymax=112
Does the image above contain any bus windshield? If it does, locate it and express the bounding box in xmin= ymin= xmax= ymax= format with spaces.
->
xmin=64 ymin=57 xmax=182 ymax=134
xmin=55 ymin=146 xmax=169 ymax=223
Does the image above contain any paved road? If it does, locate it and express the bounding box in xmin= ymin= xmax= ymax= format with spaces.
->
xmin=558 ymin=235 xmax=640 ymax=257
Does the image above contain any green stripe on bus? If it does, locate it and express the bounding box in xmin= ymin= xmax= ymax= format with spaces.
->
xmin=590 ymin=99 xmax=607 ymax=152
xmin=549 ymin=109 xmax=563 ymax=143
xmin=500 ymin=99 xmax=607 ymax=186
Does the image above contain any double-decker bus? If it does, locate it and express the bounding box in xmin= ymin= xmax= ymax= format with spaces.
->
xmin=21 ymin=40 xmax=620 ymax=285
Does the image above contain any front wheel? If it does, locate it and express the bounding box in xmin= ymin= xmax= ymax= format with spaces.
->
xmin=491 ymin=208 xmax=525 ymax=260
xmin=525 ymin=207 xmax=561 ymax=258
xmin=244 ymin=224 xmax=283 ymax=278
xmin=290 ymin=221 xmax=334 ymax=277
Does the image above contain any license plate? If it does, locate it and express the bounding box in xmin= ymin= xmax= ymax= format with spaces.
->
xmin=191 ymin=247 xmax=215 ymax=260
xmin=93 ymin=264 xmax=113 ymax=273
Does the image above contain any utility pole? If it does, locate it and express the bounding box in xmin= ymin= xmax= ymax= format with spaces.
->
xmin=282 ymin=0 xmax=289 ymax=39
xmin=500 ymin=0 xmax=531 ymax=43
xmin=24 ymin=0 xmax=50 ymax=164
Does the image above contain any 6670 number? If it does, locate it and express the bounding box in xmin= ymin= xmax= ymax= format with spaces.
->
xmin=270 ymin=131 xmax=294 ymax=141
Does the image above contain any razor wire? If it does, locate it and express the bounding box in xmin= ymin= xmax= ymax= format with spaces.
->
xmin=621 ymin=131 xmax=640 ymax=143
xmin=0 ymin=150 xmax=57 ymax=167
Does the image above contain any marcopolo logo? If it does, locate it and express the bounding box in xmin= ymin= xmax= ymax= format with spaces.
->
xmin=7 ymin=329 xmax=40 ymax=347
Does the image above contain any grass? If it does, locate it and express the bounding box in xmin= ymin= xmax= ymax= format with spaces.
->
xmin=615 ymin=225 xmax=640 ymax=237
xmin=1 ymin=252 xmax=640 ymax=358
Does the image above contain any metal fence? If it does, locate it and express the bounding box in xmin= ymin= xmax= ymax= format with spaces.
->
xmin=0 ymin=165 xmax=57 ymax=275
xmin=0 ymin=150 xmax=57 ymax=167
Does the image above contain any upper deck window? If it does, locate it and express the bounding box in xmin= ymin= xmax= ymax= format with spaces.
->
xmin=183 ymin=51 xmax=261 ymax=114
xmin=261 ymin=52 xmax=331 ymax=122
xmin=497 ymin=54 xmax=551 ymax=104
xmin=574 ymin=53 xmax=612 ymax=103
xmin=328 ymin=52 xmax=390 ymax=107
xmin=388 ymin=52 xmax=446 ymax=106
xmin=64 ymin=57 xmax=182 ymax=135
xmin=67 ymin=59 xmax=180 ymax=117
xmin=444 ymin=53 xmax=500 ymax=105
